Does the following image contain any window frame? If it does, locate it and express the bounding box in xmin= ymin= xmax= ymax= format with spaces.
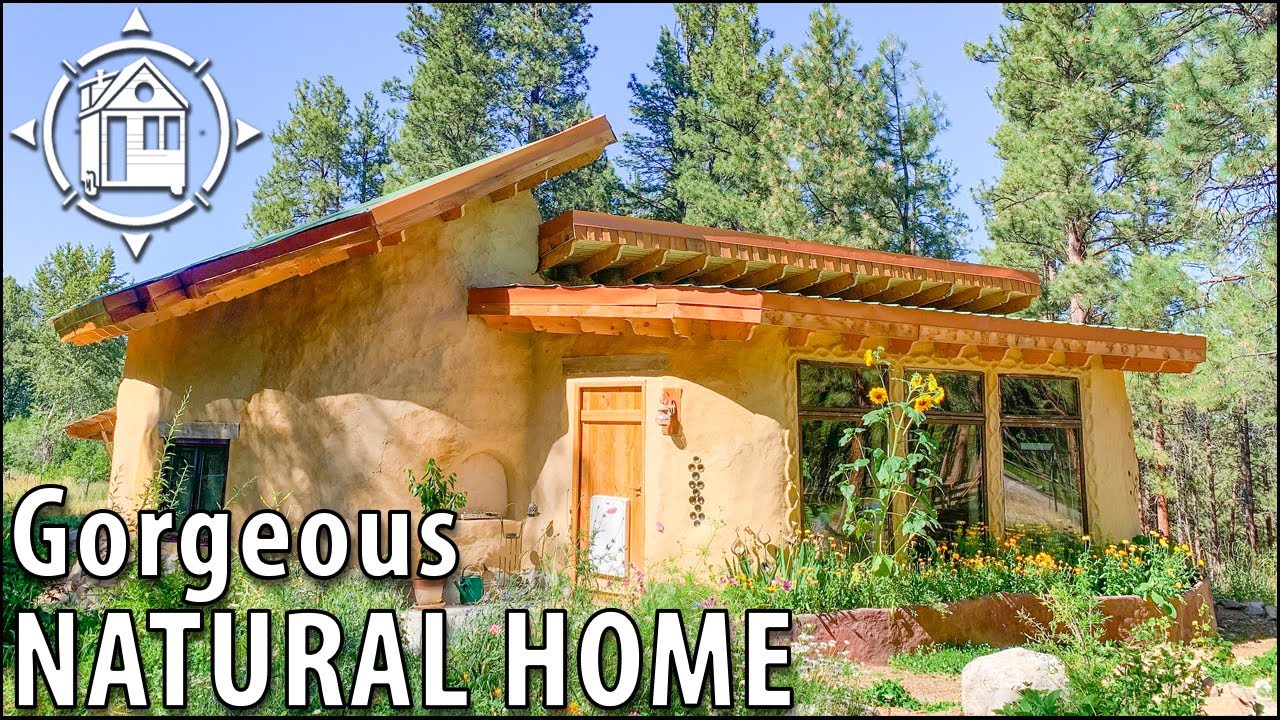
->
xmin=905 ymin=368 xmax=988 ymax=529
xmin=160 ymin=437 xmax=231 ymax=519
xmin=796 ymin=360 xmax=885 ymax=537
xmin=997 ymin=373 xmax=1088 ymax=533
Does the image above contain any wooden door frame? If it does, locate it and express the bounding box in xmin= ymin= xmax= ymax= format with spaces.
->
xmin=570 ymin=378 xmax=647 ymax=576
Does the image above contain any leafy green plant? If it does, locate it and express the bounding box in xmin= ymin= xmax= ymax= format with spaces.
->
xmin=890 ymin=643 xmax=996 ymax=675
xmin=407 ymin=458 xmax=467 ymax=514
xmin=833 ymin=348 xmax=945 ymax=574
xmin=997 ymin=688 xmax=1077 ymax=716
xmin=861 ymin=678 xmax=922 ymax=709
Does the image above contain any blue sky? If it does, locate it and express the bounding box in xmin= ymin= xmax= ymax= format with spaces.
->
xmin=1 ymin=3 xmax=1005 ymax=285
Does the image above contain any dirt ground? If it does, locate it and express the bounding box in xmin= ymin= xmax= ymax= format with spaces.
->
xmin=853 ymin=605 xmax=1277 ymax=716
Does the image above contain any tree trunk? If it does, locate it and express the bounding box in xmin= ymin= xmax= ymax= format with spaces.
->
xmin=1205 ymin=420 xmax=1223 ymax=562
xmin=1151 ymin=381 xmax=1171 ymax=536
xmin=1235 ymin=399 xmax=1258 ymax=551
xmin=1065 ymin=219 xmax=1088 ymax=324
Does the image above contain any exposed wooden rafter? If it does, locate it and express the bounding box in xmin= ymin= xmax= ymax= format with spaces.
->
xmin=468 ymin=285 xmax=1207 ymax=374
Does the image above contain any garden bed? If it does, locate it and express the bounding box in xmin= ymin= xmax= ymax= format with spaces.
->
xmin=791 ymin=580 xmax=1216 ymax=665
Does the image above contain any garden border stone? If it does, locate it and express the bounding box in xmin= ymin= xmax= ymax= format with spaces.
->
xmin=789 ymin=579 xmax=1216 ymax=665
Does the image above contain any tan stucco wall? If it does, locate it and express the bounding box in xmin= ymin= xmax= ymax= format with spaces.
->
xmin=109 ymin=194 xmax=544 ymax=547
xmin=108 ymin=191 xmax=1142 ymax=576
xmin=518 ymin=333 xmax=1143 ymax=572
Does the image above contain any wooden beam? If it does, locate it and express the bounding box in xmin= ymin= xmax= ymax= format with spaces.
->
xmin=929 ymin=285 xmax=981 ymax=310
xmin=836 ymin=276 xmax=891 ymax=301
xmin=729 ymin=263 xmax=787 ymax=289
xmin=807 ymin=273 xmax=856 ymax=297
xmin=440 ymin=206 xmax=464 ymax=222
xmin=659 ymin=254 xmax=711 ymax=284
xmin=898 ymin=282 xmax=952 ymax=307
xmin=962 ymin=290 xmax=1014 ymax=314
xmin=770 ymin=268 xmax=823 ymax=294
xmin=695 ymin=260 xmax=750 ymax=286
xmin=788 ymin=328 xmax=813 ymax=347
xmin=575 ymin=246 xmax=626 ymax=278
xmin=540 ymin=239 xmax=580 ymax=270
xmin=1020 ymin=348 xmax=1052 ymax=365
xmin=862 ymin=279 xmax=926 ymax=304
xmin=618 ymin=249 xmax=670 ymax=282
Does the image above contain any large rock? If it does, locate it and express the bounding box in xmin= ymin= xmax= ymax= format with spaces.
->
xmin=961 ymin=647 xmax=1068 ymax=716
xmin=1242 ymin=602 xmax=1266 ymax=616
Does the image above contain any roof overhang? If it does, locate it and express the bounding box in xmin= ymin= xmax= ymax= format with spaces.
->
xmin=65 ymin=407 xmax=117 ymax=443
xmin=53 ymin=116 xmax=617 ymax=346
xmin=538 ymin=211 xmax=1042 ymax=315
xmin=468 ymin=285 xmax=1206 ymax=373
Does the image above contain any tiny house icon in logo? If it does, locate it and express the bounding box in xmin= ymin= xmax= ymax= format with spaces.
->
xmin=8 ymin=7 xmax=261 ymax=259
xmin=79 ymin=58 xmax=190 ymax=197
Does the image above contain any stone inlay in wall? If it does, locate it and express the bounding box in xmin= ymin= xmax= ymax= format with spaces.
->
xmin=688 ymin=456 xmax=705 ymax=526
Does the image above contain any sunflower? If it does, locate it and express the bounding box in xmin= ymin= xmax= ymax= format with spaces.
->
xmin=864 ymin=349 xmax=875 ymax=367
xmin=926 ymin=373 xmax=939 ymax=393
xmin=909 ymin=372 xmax=923 ymax=389
xmin=913 ymin=396 xmax=934 ymax=413
xmin=933 ymin=386 xmax=946 ymax=404
xmin=868 ymin=387 xmax=889 ymax=405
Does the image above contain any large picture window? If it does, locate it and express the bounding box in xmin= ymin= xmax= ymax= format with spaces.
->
xmin=908 ymin=370 xmax=985 ymax=532
xmin=160 ymin=439 xmax=230 ymax=523
xmin=999 ymin=376 xmax=1086 ymax=534
xmin=797 ymin=361 xmax=884 ymax=536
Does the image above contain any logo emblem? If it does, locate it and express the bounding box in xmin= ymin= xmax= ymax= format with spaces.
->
xmin=9 ymin=7 xmax=260 ymax=258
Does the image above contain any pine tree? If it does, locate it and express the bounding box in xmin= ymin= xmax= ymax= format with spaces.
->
xmin=346 ymin=91 xmax=391 ymax=204
xmin=673 ymin=3 xmax=782 ymax=231
xmin=246 ymin=76 xmax=353 ymax=237
xmin=762 ymin=5 xmax=891 ymax=248
xmin=967 ymin=4 xmax=1180 ymax=323
xmin=620 ymin=20 xmax=697 ymax=221
xmin=493 ymin=3 xmax=621 ymax=217
xmin=387 ymin=3 xmax=620 ymax=217
xmin=873 ymin=35 xmax=967 ymax=258
xmin=386 ymin=3 xmax=500 ymax=189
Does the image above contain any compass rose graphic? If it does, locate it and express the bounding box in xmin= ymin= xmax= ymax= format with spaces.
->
xmin=9 ymin=7 xmax=261 ymax=258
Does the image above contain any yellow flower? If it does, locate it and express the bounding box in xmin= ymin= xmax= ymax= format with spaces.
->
xmin=567 ymin=700 xmax=582 ymax=715
xmin=926 ymin=374 xmax=939 ymax=392
xmin=494 ymin=688 xmax=503 ymax=697
xmin=864 ymin=349 xmax=875 ymax=367
xmin=909 ymin=373 xmax=923 ymax=389
xmin=933 ymin=386 xmax=946 ymax=404
xmin=913 ymin=396 xmax=934 ymax=413
xmin=1081 ymin=535 xmax=1091 ymax=543
xmin=463 ymin=673 xmax=470 ymax=682
xmin=869 ymin=387 xmax=889 ymax=405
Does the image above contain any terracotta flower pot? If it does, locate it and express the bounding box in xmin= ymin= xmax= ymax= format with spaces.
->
xmin=411 ymin=577 xmax=446 ymax=608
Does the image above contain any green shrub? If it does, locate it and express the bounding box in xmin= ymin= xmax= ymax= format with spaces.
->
xmin=1213 ymin=551 xmax=1278 ymax=605
xmin=890 ymin=644 xmax=995 ymax=675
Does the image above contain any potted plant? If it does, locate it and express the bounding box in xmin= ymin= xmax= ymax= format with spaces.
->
xmin=407 ymin=458 xmax=468 ymax=607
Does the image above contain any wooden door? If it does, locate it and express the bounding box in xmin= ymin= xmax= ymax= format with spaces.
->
xmin=575 ymin=385 xmax=645 ymax=576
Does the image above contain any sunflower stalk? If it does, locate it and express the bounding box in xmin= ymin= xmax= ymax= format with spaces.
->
xmin=834 ymin=347 xmax=945 ymax=575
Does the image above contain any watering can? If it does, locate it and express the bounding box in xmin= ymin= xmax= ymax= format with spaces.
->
xmin=454 ymin=565 xmax=484 ymax=604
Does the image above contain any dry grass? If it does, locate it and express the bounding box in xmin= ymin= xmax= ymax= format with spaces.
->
xmin=1 ymin=472 xmax=109 ymax=517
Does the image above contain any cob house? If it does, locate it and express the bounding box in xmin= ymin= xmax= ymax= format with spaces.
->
xmin=58 ymin=116 xmax=1207 ymax=581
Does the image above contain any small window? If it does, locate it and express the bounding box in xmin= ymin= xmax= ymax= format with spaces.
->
xmin=143 ymin=116 xmax=159 ymax=150
xmin=798 ymin=361 xmax=890 ymax=538
xmin=163 ymin=117 xmax=180 ymax=151
xmin=999 ymin=376 xmax=1085 ymax=534
xmin=909 ymin=370 xmax=986 ymax=532
xmin=160 ymin=440 xmax=229 ymax=523
xmin=1000 ymin=376 xmax=1079 ymax=418
xmin=798 ymin=361 xmax=883 ymax=412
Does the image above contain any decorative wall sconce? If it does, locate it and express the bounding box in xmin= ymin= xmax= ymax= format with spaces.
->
xmin=688 ymin=456 xmax=705 ymax=526
xmin=657 ymin=387 xmax=681 ymax=436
